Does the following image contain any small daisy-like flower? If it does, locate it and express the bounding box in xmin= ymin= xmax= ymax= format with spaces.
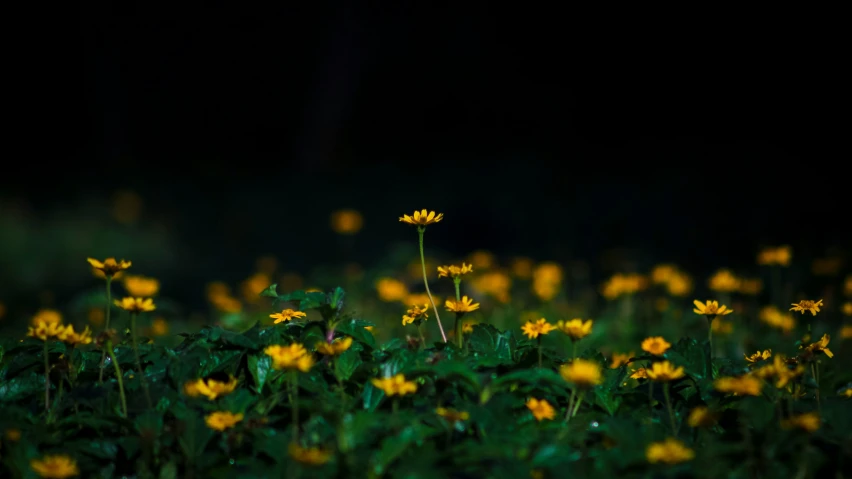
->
xmin=559 ymin=359 xmax=603 ymax=388
xmin=744 ymin=349 xmax=772 ymax=363
xmin=87 ymin=257 xmax=132 ymax=278
xmin=629 ymin=367 xmax=648 ymax=379
xmin=270 ymin=309 xmax=307 ymax=324
xmin=370 ymin=374 xmax=418 ymax=396
xmin=435 ymin=407 xmax=470 ymax=423
xmin=30 ymin=454 xmax=79 ymax=479
xmin=315 ymin=336 xmax=353 ymax=356
xmin=555 ymin=318 xmax=593 ymax=341
xmin=692 ymin=300 xmax=733 ymax=319
xmin=402 ymin=304 xmax=429 ymax=326
xmin=437 ymin=263 xmax=474 ymax=279
xmin=645 ymin=361 xmax=685 ymax=382
xmin=641 ymin=336 xmax=672 ymax=356
xmin=205 ymin=411 xmax=244 ymax=431
xmin=802 ymin=333 xmax=833 ymax=358
xmin=521 ymin=318 xmax=557 ymax=340
xmin=790 ymin=299 xmax=824 ymax=316
xmin=288 ymin=443 xmax=333 ymax=466
xmin=609 ymin=352 xmax=634 ymax=369
xmin=445 ymin=296 xmax=480 ymax=314
xmin=264 ymin=344 xmax=314 ymax=372
xmin=184 ymin=375 xmax=239 ymax=400
xmin=525 ymin=397 xmax=556 ymax=421
xmin=399 ymin=209 xmax=444 ymax=226
xmin=646 ymin=438 xmax=695 ymax=464
xmin=113 ymin=297 xmax=156 ymax=313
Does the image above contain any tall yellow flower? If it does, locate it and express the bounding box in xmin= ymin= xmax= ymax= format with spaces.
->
xmin=59 ymin=325 xmax=93 ymax=346
xmin=375 ymin=278 xmax=409 ymax=302
xmin=802 ymin=333 xmax=833 ymax=359
xmin=330 ymin=209 xmax=363 ymax=234
xmin=714 ymin=375 xmax=762 ymax=396
xmin=205 ymin=411 xmax=243 ymax=431
xmin=264 ymin=344 xmax=314 ymax=372
xmin=708 ymin=269 xmax=740 ymax=292
xmin=757 ymin=245 xmax=792 ymax=266
xmin=87 ymin=257 xmax=132 ymax=278
xmin=555 ymin=319 xmax=593 ymax=341
xmin=521 ymin=318 xmax=556 ymax=340
xmin=559 ymin=359 xmax=603 ymax=388
xmin=288 ymin=443 xmax=333 ymax=466
xmin=371 ymin=374 xmax=418 ymax=396
xmin=399 ymin=209 xmax=443 ymax=226
xmin=30 ymin=454 xmax=79 ymax=479
xmin=525 ymin=398 xmax=556 ymax=421
xmin=402 ymin=304 xmax=428 ymax=326
xmin=693 ymin=300 xmax=734 ymax=320
xmin=645 ymin=361 xmax=685 ymax=382
xmin=315 ymin=336 xmax=353 ymax=356
xmin=445 ymin=296 xmax=480 ymax=313
xmin=122 ymin=275 xmax=160 ymax=297
xmin=270 ymin=309 xmax=307 ymax=324
xmin=184 ymin=375 xmax=239 ymax=400
xmin=790 ymin=299 xmax=823 ymax=316
xmin=437 ymin=263 xmax=473 ymax=279
xmin=114 ymin=297 xmax=156 ymax=313
xmin=641 ymin=337 xmax=671 ymax=356
xmin=646 ymin=438 xmax=695 ymax=464
xmin=744 ymin=349 xmax=772 ymax=363
xmin=27 ymin=321 xmax=68 ymax=341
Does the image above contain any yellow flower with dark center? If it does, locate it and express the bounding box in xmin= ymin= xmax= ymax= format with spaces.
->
xmin=738 ymin=278 xmax=763 ymax=295
xmin=692 ymin=300 xmax=733 ymax=319
xmin=521 ymin=318 xmax=556 ymax=339
xmin=711 ymin=319 xmax=733 ymax=335
xmin=445 ymin=296 xmax=481 ymax=314
xmin=31 ymin=309 xmax=62 ymax=326
xmin=803 ymin=333 xmax=833 ymax=358
xmin=375 ymin=278 xmax=409 ymax=302
xmin=790 ymin=299 xmax=824 ymax=316
xmin=270 ymin=309 xmax=307 ymax=324
xmin=59 ymin=325 xmax=93 ymax=346
xmin=559 ymin=359 xmax=603 ymax=388
xmin=87 ymin=257 xmax=132 ymax=278
xmin=609 ymin=351 xmax=633 ymax=369
xmin=525 ymin=398 xmax=556 ymax=421
xmin=183 ymin=375 xmax=238 ymax=400
xmin=757 ymin=245 xmax=792 ymax=266
xmin=646 ymin=361 xmax=685 ymax=382
xmin=753 ymin=355 xmax=804 ymax=388
xmin=30 ymin=454 xmax=79 ymax=478
xmin=435 ymin=407 xmax=469 ymax=423
xmin=330 ymin=209 xmax=363 ymax=234
xmin=555 ymin=319 xmax=593 ymax=341
xmin=122 ymin=275 xmax=159 ymax=297
xmin=27 ymin=321 xmax=68 ymax=341
xmin=402 ymin=304 xmax=428 ymax=326
xmin=781 ymin=412 xmax=820 ymax=432
xmin=708 ymin=269 xmax=740 ymax=292
xmin=399 ymin=209 xmax=443 ymax=226
xmin=288 ymin=443 xmax=333 ymax=466
xmin=687 ymin=406 xmax=717 ymax=428
xmin=205 ymin=411 xmax=243 ymax=431
xmin=714 ymin=375 xmax=762 ymax=396
xmin=264 ymin=344 xmax=314 ymax=372
xmin=630 ymin=367 xmax=648 ymax=379
xmin=316 ymin=336 xmax=353 ymax=356
xmin=641 ymin=337 xmax=671 ymax=356
xmin=371 ymin=374 xmax=418 ymax=397
xmin=745 ymin=349 xmax=772 ymax=363
xmin=114 ymin=297 xmax=156 ymax=313
xmin=437 ymin=263 xmax=473 ymax=279
xmin=646 ymin=438 xmax=695 ymax=464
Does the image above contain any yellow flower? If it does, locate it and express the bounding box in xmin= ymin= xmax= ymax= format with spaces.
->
xmin=510 ymin=257 xmax=534 ymax=279
xmin=601 ymin=273 xmax=648 ymax=300
xmin=641 ymin=337 xmax=671 ymax=356
xmin=525 ymin=397 xmax=556 ymax=421
xmin=781 ymin=412 xmax=820 ymax=433
xmin=666 ymin=273 xmax=693 ymax=297
xmin=264 ymin=344 xmax=315 ymax=372
xmin=270 ymin=309 xmax=307 ymax=324
xmin=646 ymin=361 xmax=685 ymax=382
xmin=759 ymin=306 xmax=796 ymax=334
xmin=113 ymin=297 xmax=156 ymax=313
xmin=402 ymin=304 xmax=429 ymax=326
xmin=646 ymin=438 xmax=695 ymax=465
xmin=714 ymin=375 xmax=762 ymax=396
xmin=753 ymin=355 xmax=804 ymax=388
xmin=364 ymin=325 xmax=375 ymax=332
xmin=5 ymin=428 xmax=21 ymax=441
xmin=462 ymin=321 xmax=476 ymax=334
xmin=27 ymin=321 xmax=67 ymax=341
xmin=210 ymin=294 xmax=242 ymax=313
xmin=803 ymin=333 xmax=833 ymax=358
xmin=330 ymin=209 xmax=363 ymax=234
xmin=555 ymin=318 xmax=593 ymax=341
xmin=149 ymin=317 xmax=169 ymax=336
xmin=205 ymin=411 xmax=244 ymax=431
xmin=708 ymin=269 xmax=740 ymax=292
xmin=122 ymin=275 xmax=160 ymax=297
xmin=609 ymin=352 xmax=633 ymax=369
xmin=560 ymin=359 xmax=603 ymax=388
xmin=629 ymin=367 xmax=648 ymax=379
xmin=471 ymin=271 xmax=512 ymax=303
xmin=30 ymin=454 xmax=79 ymax=478
xmin=651 ymin=264 xmax=678 ymax=284
xmin=183 ymin=375 xmax=239 ymax=400
xmin=87 ymin=257 xmax=132 ymax=278
xmin=399 ymin=209 xmax=443 ymax=226
xmin=437 ymin=263 xmax=473 ymax=279
xmin=435 ymin=407 xmax=470 ymax=423
xmin=692 ymin=300 xmax=733 ymax=318
xmin=687 ymin=406 xmax=717 ymax=428
xmin=241 ymin=272 xmax=271 ymax=303
xmin=288 ymin=443 xmax=333 ymax=466
xmin=711 ymin=319 xmax=733 ymax=335
xmin=316 ymin=336 xmax=353 ymax=356
xmin=841 ymin=325 xmax=852 ymax=339
xmin=445 ymin=296 xmax=481 ymax=314
xmin=757 ymin=245 xmax=792 ymax=266
xmin=521 ymin=318 xmax=557 ymax=339
xmin=59 ymin=325 xmax=93 ymax=346
xmin=370 ymin=374 xmax=418 ymax=397
xmin=744 ymin=349 xmax=772 ymax=363
xmin=532 ymin=263 xmax=564 ymax=301
xmin=405 ymin=293 xmax=432 ymax=306
xmin=31 ymin=309 xmax=62 ymax=327
xmin=839 ymin=386 xmax=852 ymax=398
xmin=376 ymin=278 xmax=409 ymax=302
xmin=468 ymin=250 xmax=496 ymax=269
xmin=842 ymin=303 xmax=852 ymax=316
xmin=738 ymin=278 xmax=763 ymax=295
xmin=790 ymin=299 xmax=824 ymax=316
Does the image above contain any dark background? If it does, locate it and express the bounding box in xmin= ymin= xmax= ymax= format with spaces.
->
xmin=2 ymin=4 xmax=847 ymax=307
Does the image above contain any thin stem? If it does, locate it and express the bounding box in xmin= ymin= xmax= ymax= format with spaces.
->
xmin=417 ymin=323 xmax=426 ymax=350
xmin=418 ymin=228 xmax=447 ymax=342
xmin=335 ymin=358 xmax=345 ymax=415
xmin=392 ymin=398 xmax=399 ymax=415
xmin=648 ymin=381 xmax=654 ymax=418
xmin=105 ymin=340 xmax=127 ymax=417
xmin=49 ymin=378 xmax=65 ymax=424
xmin=810 ymin=362 xmax=820 ymax=411
xmin=43 ymin=340 xmax=51 ymax=415
xmin=571 ymin=390 xmax=585 ymax=417
xmin=99 ymin=276 xmax=113 ymax=384
xmin=130 ymin=313 xmax=153 ymax=408
xmin=537 ymin=336 xmax=543 ymax=368
xmin=453 ymin=279 xmax=463 ymax=349
xmin=291 ymin=372 xmax=299 ymax=442
xmin=663 ymin=382 xmax=677 ymax=435
xmin=565 ymin=388 xmax=576 ymax=422
xmin=572 ymin=341 xmax=578 ymax=361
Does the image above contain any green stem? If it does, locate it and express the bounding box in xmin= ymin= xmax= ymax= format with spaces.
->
xmin=453 ymin=279 xmax=463 ymax=349
xmin=572 ymin=341 xmax=577 ymax=361
xmin=571 ymin=390 xmax=585 ymax=418
xmin=663 ymin=383 xmax=677 ymax=435
xmin=648 ymin=380 xmax=654 ymax=417
xmin=49 ymin=378 xmax=65 ymax=424
xmin=105 ymin=340 xmax=127 ymax=417
xmin=707 ymin=316 xmax=714 ymax=378
xmin=810 ymin=362 xmax=820 ymax=411
xmin=537 ymin=336 xmax=543 ymax=368
xmin=130 ymin=313 xmax=153 ymax=408
xmin=99 ymin=276 xmax=113 ymax=384
xmin=43 ymin=340 xmax=50 ymax=415
xmin=392 ymin=398 xmax=399 ymax=415
xmin=565 ymin=388 xmax=576 ymax=422
xmin=291 ymin=372 xmax=299 ymax=442
xmin=417 ymin=323 xmax=426 ymax=350
xmin=418 ymin=228 xmax=446 ymax=342
xmin=335 ymin=358 xmax=345 ymax=414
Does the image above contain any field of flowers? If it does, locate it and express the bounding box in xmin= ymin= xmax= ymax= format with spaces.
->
xmin=1 ymin=209 xmax=851 ymax=478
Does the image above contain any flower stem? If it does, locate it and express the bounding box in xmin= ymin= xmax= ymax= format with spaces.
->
xmin=392 ymin=398 xmax=399 ymax=415
xmin=572 ymin=341 xmax=578 ymax=361
xmin=417 ymin=323 xmax=426 ymax=350
xmin=453 ymin=279 xmax=463 ymax=349
xmin=130 ymin=313 xmax=153 ymax=408
xmin=43 ymin=340 xmax=51 ymax=415
xmin=99 ymin=276 xmax=113 ymax=384
xmin=291 ymin=372 xmax=299 ymax=442
xmin=571 ymin=390 xmax=585 ymax=418
xmin=663 ymin=383 xmax=677 ymax=435
xmin=537 ymin=336 xmax=543 ymax=368
xmin=105 ymin=340 xmax=127 ymax=417
xmin=810 ymin=362 xmax=820 ymax=411
xmin=417 ymin=228 xmax=446 ymax=342
xmin=565 ymin=388 xmax=576 ymax=423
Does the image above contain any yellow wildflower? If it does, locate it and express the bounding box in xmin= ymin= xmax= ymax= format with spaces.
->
xmin=708 ymin=269 xmax=740 ymax=292
xmin=559 ymin=359 xmax=603 ymax=388
xmin=205 ymin=411 xmax=243 ymax=431
xmin=27 ymin=321 xmax=67 ymax=341
xmin=183 ymin=375 xmax=239 ymax=400
xmin=150 ymin=317 xmax=169 ymax=336
xmin=87 ymin=257 xmax=132 ymax=278
xmin=757 ymin=245 xmax=791 ymax=266
xmin=370 ymin=374 xmax=418 ymax=397
xmin=241 ymin=272 xmax=271 ymax=303
xmin=630 ymin=367 xmax=648 ymax=379
xmin=435 ymin=407 xmax=470 ymax=423
xmin=841 ymin=325 xmax=852 ymax=339
xmin=692 ymin=300 xmax=733 ymax=319
xmin=471 ymin=271 xmax=512 ymax=303
xmin=122 ymin=275 xmax=160 ymax=297
xmin=802 ymin=333 xmax=833 ymax=359
xmin=790 ymin=299 xmax=823 ymax=316
xmin=609 ymin=352 xmax=633 ymax=369
xmin=666 ymin=272 xmax=693 ymax=296
xmin=468 ymin=250 xmax=495 ymax=269
xmin=521 ymin=318 xmax=556 ymax=340
xmin=687 ymin=406 xmax=717 ymax=428
xmin=437 ymin=263 xmax=473 ymax=279
xmin=113 ymin=297 xmax=156 ymax=313
xmin=270 ymin=309 xmax=307 ymax=324
xmin=525 ymin=398 xmax=556 ymax=421
xmin=759 ymin=306 xmax=796 ymax=334
xmin=30 ymin=454 xmax=79 ymax=478
xmin=714 ymin=376 xmax=762 ymax=396
xmin=402 ymin=304 xmax=428 ymax=326
xmin=31 ymin=309 xmax=62 ymax=327
xmin=316 ymin=336 xmax=353 ymax=356
xmin=646 ymin=438 xmax=695 ymax=464
xmin=641 ymin=337 xmax=671 ymax=356
xmin=288 ymin=443 xmax=333 ymax=466
xmin=738 ymin=278 xmax=763 ymax=295
xmin=60 ymin=325 xmax=93 ymax=346
xmin=462 ymin=321 xmax=476 ymax=334
xmin=753 ymin=355 xmax=804 ymax=388
xmin=399 ymin=209 xmax=443 ymax=226
xmin=330 ymin=209 xmax=363 ymax=234
xmin=510 ymin=257 xmax=534 ymax=278
xmin=646 ymin=361 xmax=685 ymax=382
xmin=445 ymin=296 xmax=481 ymax=314
xmin=842 ymin=303 xmax=852 ymax=316
xmin=711 ymin=319 xmax=733 ymax=335
xmin=781 ymin=412 xmax=820 ymax=433
xmin=555 ymin=318 xmax=593 ymax=341
xmin=744 ymin=349 xmax=772 ymax=363
xmin=651 ymin=264 xmax=678 ymax=284
xmin=264 ymin=344 xmax=314 ymax=372
xmin=601 ymin=273 xmax=648 ymax=300
xmin=376 ymin=278 xmax=409 ymax=302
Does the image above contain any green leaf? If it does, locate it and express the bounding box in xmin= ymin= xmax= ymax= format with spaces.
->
xmin=219 ymin=389 xmax=257 ymax=414
xmin=0 ymin=371 xmax=43 ymax=402
xmin=135 ymin=410 xmax=164 ymax=436
xmin=664 ymin=337 xmax=707 ymax=380
xmin=362 ymin=383 xmax=384 ymax=412
xmin=328 ymin=286 xmax=346 ymax=311
xmin=175 ymin=407 xmax=214 ymax=460
xmin=409 ymin=360 xmax=481 ymax=393
xmin=370 ymin=424 xmax=435 ymax=476
xmin=595 ymin=365 xmax=627 ymax=415
xmin=204 ymin=326 xmax=259 ymax=350
xmin=491 ymin=368 xmax=566 ymax=392
xmin=259 ymin=283 xmax=279 ymax=298
xmin=300 ymin=292 xmax=328 ymax=310
xmin=159 ymin=461 xmax=178 ymax=479
xmin=300 ymin=323 xmax=327 ymax=349
xmin=335 ymin=349 xmax=362 ymax=382
xmin=334 ymin=318 xmax=376 ymax=349
xmin=248 ymin=354 xmax=273 ymax=393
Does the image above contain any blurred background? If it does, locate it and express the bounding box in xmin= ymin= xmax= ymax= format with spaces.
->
xmin=1 ymin=4 xmax=849 ymax=350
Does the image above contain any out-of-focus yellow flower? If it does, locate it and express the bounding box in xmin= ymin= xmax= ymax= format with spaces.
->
xmin=841 ymin=325 xmax=852 ymax=339
xmin=435 ymin=407 xmax=469 ymax=423
xmin=376 ymin=278 xmax=409 ymax=302
xmin=371 ymin=374 xmax=417 ymax=396
xmin=270 ymin=309 xmax=307 ymax=324
xmin=404 ymin=293 xmax=432 ymax=307
xmin=711 ymin=319 xmax=733 ymax=335
xmin=790 ymin=299 xmax=823 ymax=316
xmin=264 ymin=344 xmax=314 ymax=372
xmin=437 ymin=263 xmax=473 ymax=279
xmin=601 ymin=273 xmax=648 ymax=300
xmin=114 ymin=297 xmax=156 ymax=313
xmin=559 ymin=359 xmax=602 ymax=388
xmin=651 ymin=264 xmax=678 ymax=284
xmin=609 ymin=352 xmax=633 ymax=369
xmin=30 ymin=454 xmax=79 ymax=478
xmin=399 ymin=209 xmax=443 ymax=226
xmin=462 ymin=321 xmax=476 ymax=334
xmin=241 ymin=272 xmax=271 ymax=303
xmin=752 ymin=355 xmax=804 ymax=389
xmin=184 ymin=375 xmax=238 ymax=400
xmin=87 ymin=257 xmax=131 ymax=278
xmin=666 ymin=272 xmax=693 ymax=297
xmin=445 ymin=296 xmax=480 ymax=314
xmin=532 ymin=262 xmax=563 ymax=301
xmin=641 ymin=337 xmax=671 ymax=356
xmin=207 ymin=281 xmax=231 ymax=298
xmin=471 ymin=271 xmax=512 ymax=303
xmin=111 ymin=189 xmax=143 ymax=225
xmin=330 ymin=209 xmax=364 ymax=234
xmin=149 ymin=317 xmax=169 ymax=336
xmin=842 ymin=303 xmax=852 ymax=316
xmin=687 ymin=406 xmax=717 ymax=428
xmin=811 ymin=257 xmax=843 ymax=276
xmin=205 ymin=411 xmax=243 ymax=431
xmin=210 ymin=294 xmax=242 ymax=313
xmin=60 ymin=325 xmax=93 ymax=346
xmin=288 ymin=443 xmax=332 ymax=466
xmin=629 ymin=367 xmax=648 ymax=379
xmin=511 ymin=257 xmax=534 ymax=279
xmin=316 ymin=336 xmax=353 ymax=356
xmin=88 ymin=307 xmax=104 ymax=326
xmin=525 ymin=398 xmax=555 ymax=421
xmin=693 ymin=300 xmax=733 ymax=319
xmin=744 ymin=349 xmax=772 ymax=363
xmin=4 ymin=428 xmax=21 ymax=442
xmin=759 ymin=306 xmax=796 ymax=334
xmin=714 ymin=376 xmax=762 ymax=396
xmin=738 ymin=278 xmax=763 ymax=295
xmin=802 ymin=333 xmax=833 ymax=359
xmin=31 ymin=309 xmax=62 ymax=327
xmin=122 ymin=275 xmax=160 ymax=297
xmin=781 ymin=412 xmax=820 ymax=432
xmin=646 ymin=438 xmax=694 ymax=464
xmin=646 ymin=361 xmax=685 ymax=382
xmin=468 ymin=250 xmax=495 ymax=270
xmin=555 ymin=319 xmax=593 ymax=341
xmin=839 ymin=385 xmax=852 ymax=398
xmin=402 ymin=304 xmax=428 ymax=326
xmin=757 ymin=245 xmax=792 ymax=266
xmin=27 ymin=320 xmax=68 ymax=341
xmin=521 ymin=318 xmax=556 ymax=339
xmin=708 ymin=269 xmax=740 ymax=292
